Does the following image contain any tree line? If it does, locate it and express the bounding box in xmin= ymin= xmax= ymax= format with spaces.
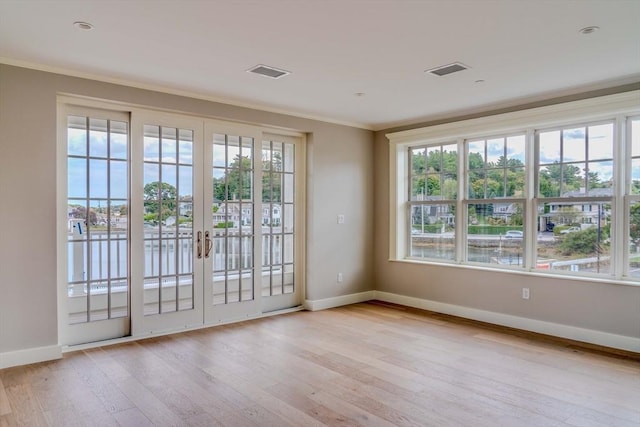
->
xmin=142 ymin=153 xmax=286 ymax=223
xmin=411 ymin=149 xmax=610 ymax=199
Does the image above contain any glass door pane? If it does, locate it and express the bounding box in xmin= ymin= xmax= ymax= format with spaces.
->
xmin=212 ymin=133 xmax=254 ymax=303
xmin=204 ymin=124 xmax=261 ymax=323
xmin=62 ymin=110 xmax=130 ymax=345
xmin=261 ymin=134 xmax=302 ymax=313
xmin=132 ymin=112 xmax=203 ymax=335
xmin=142 ymin=125 xmax=195 ymax=315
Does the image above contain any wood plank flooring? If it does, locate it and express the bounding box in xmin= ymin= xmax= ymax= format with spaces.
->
xmin=1 ymin=301 xmax=639 ymax=426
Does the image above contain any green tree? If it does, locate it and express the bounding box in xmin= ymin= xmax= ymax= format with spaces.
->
xmin=539 ymin=162 xmax=582 ymax=197
xmin=411 ymin=150 xmax=425 ymax=174
xmin=263 ymin=151 xmax=282 ymax=202
xmin=468 ymin=152 xmax=484 ymax=170
xmin=442 ymin=150 xmax=458 ymax=172
xmin=442 ymin=178 xmax=457 ymax=200
xmin=510 ymin=204 xmax=523 ymax=226
xmin=587 ymin=171 xmax=608 ymax=190
xmin=559 ymin=227 xmax=608 ymax=256
xmin=426 ymin=175 xmax=441 ymax=196
xmin=144 ymin=181 xmax=177 ymax=222
xmin=214 ymin=155 xmax=252 ymax=202
xmin=213 ymin=153 xmax=284 ymax=203
xmin=630 ymin=203 xmax=640 ymax=244
xmin=425 ymin=149 xmax=441 ymax=172
xmin=262 ymin=172 xmax=282 ymax=202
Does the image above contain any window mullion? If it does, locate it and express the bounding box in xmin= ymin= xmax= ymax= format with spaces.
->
xmin=525 ymin=129 xmax=536 ymax=270
xmin=456 ymin=138 xmax=465 ymax=262
xmin=614 ymin=115 xmax=626 ymax=278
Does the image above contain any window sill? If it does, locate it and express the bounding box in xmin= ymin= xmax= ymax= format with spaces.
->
xmin=388 ymin=257 xmax=640 ymax=287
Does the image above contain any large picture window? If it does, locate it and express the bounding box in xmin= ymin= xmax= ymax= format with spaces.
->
xmin=388 ymin=91 xmax=640 ymax=282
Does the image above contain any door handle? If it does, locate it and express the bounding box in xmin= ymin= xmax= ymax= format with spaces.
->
xmin=205 ymin=231 xmax=213 ymax=258
xmin=197 ymin=231 xmax=203 ymax=259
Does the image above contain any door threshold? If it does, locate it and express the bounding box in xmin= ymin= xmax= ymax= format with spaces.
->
xmin=61 ymin=305 xmax=305 ymax=353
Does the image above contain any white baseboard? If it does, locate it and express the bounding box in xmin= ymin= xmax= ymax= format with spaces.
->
xmin=3 ymin=292 xmax=636 ymax=369
xmin=0 ymin=345 xmax=62 ymax=370
xmin=373 ymin=291 xmax=640 ymax=353
xmin=304 ymin=291 xmax=375 ymax=311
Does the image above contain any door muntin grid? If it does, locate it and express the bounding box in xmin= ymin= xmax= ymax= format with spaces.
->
xmin=212 ymin=133 xmax=255 ymax=305
xmin=143 ymin=125 xmax=195 ymax=315
xmin=262 ymin=139 xmax=295 ymax=296
xmin=66 ymin=115 xmax=129 ymax=324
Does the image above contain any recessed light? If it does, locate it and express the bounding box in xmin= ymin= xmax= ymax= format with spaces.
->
xmin=579 ymin=26 xmax=599 ymax=35
xmin=73 ymin=21 xmax=94 ymax=30
xmin=354 ymin=92 xmax=366 ymax=97
xmin=475 ymin=79 xmax=485 ymax=84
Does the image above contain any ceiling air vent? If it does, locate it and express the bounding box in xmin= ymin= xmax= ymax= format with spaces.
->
xmin=425 ymin=62 xmax=469 ymax=77
xmin=247 ymin=64 xmax=291 ymax=79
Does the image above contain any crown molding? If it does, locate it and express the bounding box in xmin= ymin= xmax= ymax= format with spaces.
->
xmin=0 ymin=57 xmax=374 ymax=131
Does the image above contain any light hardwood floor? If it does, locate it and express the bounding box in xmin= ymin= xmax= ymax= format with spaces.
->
xmin=1 ymin=301 xmax=639 ymax=426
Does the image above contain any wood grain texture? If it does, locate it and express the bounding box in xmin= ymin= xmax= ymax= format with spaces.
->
xmin=1 ymin=301 xmax=639 ymax=426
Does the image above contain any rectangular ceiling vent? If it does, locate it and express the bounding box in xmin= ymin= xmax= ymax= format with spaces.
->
xmin=426 ymin=62 xmax=469 ymax=77
xmin=247 ymin=64 xmax=291 ymax=79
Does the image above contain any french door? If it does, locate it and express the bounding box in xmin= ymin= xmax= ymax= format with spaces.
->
xmin=61 ymin=105 xmax=303 ymax=344
xmin=202 ymin=124 xmax=304 ymax=322
xmin=131 ymin=112 xmax=205 ymax=334
xmin=59 ymin=106 xmax=131 ymax=345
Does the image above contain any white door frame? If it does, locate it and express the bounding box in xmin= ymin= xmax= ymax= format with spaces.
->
xmin=58 ymin=97 xmax=306 ymax=346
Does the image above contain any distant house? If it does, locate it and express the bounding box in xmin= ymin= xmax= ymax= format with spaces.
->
xmin=212 ymin=202 xmax=282 ymax=228
xmin=493 ymin=202 xmax=519 ymax=222
xmin=412 ymin=196 xmax=454 ymax=226
xmin=542 ymin=187 xmax=612 ymax=228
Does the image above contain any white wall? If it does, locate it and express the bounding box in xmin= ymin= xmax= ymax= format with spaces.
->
xmin=0 ymin=64 xmax=374 ymax=361
xmin=1 ymin=62 xmax=637 ymax=366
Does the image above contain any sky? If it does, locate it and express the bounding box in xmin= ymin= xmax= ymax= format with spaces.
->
xmin=69 ymin=119 xmax=640 ymax=207
xmin=68 ymin=126 xmax=295 ymax=207
xmin=538 ymin=123 xmax=614 ymax=183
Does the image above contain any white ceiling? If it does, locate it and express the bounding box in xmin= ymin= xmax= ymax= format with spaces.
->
xmin=1 ymin=0 xmax=639 ymax=130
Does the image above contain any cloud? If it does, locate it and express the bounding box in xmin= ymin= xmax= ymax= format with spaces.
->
xmin=563 ymin=128 xmax=585 ymax=140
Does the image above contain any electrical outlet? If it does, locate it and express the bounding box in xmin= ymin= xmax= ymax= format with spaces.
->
xmin=337 ymin=214 xmax=345 ymax=224
xmin=337 ymin=273 xmax=343 ymax=282
xmin=522 ymin=287 xmax=530 ymax=300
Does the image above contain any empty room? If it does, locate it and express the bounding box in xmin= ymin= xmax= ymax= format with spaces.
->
xmin=0 ymin=0 xmax=639 ymax=425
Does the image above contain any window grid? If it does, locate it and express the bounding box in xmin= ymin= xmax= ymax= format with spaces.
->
xmin=67 ymin=115 xmax=129 ymax=324
xmin=534 ymin=122 xmax=614 ymax=276
xmin=408 ymin=143 xmax=457 ymax=261
xmin=262 ymin=139 xmax=295 ymax=296
xmin=143 ymin=125 xmax=195 ymax=315
xmin=402 ymin=115 xmax=639 ymax=281
xmin=628 ymin=117 xmax=640 ymax=279
xmin=467 ymin=134 xmax=526 ymax=199
xmin=463 ymin=134 xmax=526 ymax=268
xmin=212 ymin=133 xmax=255 ymax=305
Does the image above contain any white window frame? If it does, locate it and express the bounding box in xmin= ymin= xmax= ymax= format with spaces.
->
xmin=388 ymin=90 xmax=640 ymax=283
xmin=533 ymin=120 xmax=616 ymax=277
xmin=407 ymin=142 xmax=459 ymax=262
xmin=463 ymin=132 xmax=528 ymax=269
xmin=626 ymin=116 xmax=640 ymax=278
